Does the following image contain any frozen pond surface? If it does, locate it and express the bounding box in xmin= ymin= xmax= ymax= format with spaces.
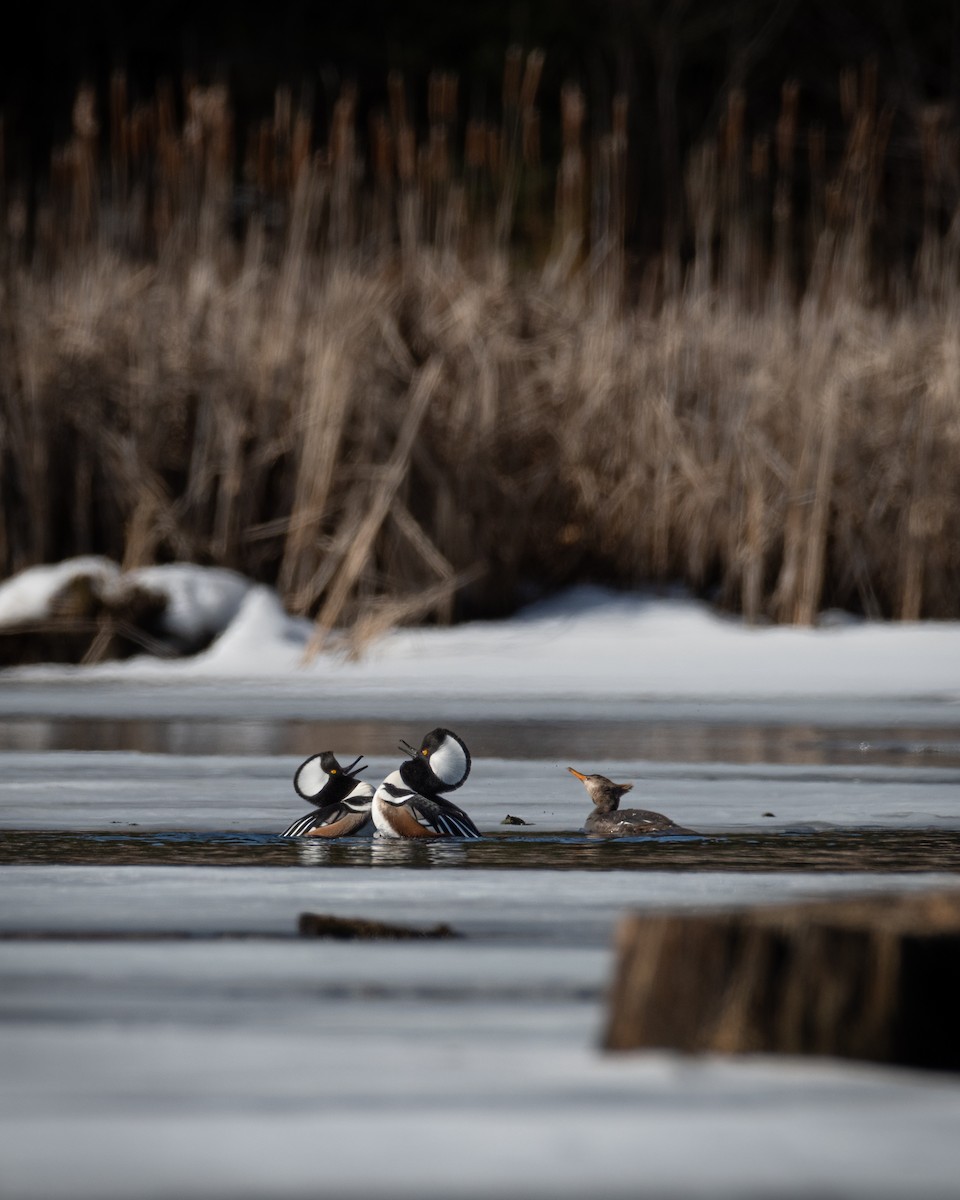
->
xmin=3 ymin=851 xmax=960 ymax=1200
xmin=3 ymin=899 xmax=960 ymax=1200
xmin=2 ymin=580 xmax=960 ymax=1198
xmin=2 ymin=735 xmax=960 ymax=1198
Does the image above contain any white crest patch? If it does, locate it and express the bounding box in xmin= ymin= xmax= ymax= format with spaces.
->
xmin=430 ymin=736 xmax=468 ymax=786
xmin=294 ymin=755 xmax=327 ymax=798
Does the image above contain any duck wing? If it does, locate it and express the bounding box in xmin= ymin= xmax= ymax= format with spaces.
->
xmin=584 ymin=807 xmax=695 ymax=836
xmin=281 ymin=793 xmax=372 ymax=838
xmin=622 ymin=807 xmax=695 ymax=834
xmin=410 ymin=793 xmax=482 ymax=839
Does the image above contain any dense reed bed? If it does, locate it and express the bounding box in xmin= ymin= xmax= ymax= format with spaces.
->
xmin=1 ymin=55 xmax=959 ymax=645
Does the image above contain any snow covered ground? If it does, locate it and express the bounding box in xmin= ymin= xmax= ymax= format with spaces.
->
xmin=1 ymin=560 xmax=960 ymax=1198
xmin=0 ymin=559 xmax=959 ymax=723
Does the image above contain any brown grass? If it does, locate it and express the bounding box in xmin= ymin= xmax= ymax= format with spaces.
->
xmin=1 ymin=55 xmax=959 ymax=647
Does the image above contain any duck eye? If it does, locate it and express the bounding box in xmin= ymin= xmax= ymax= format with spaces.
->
xmin=330 ymin=768 xmax=337 ymax=774
xmin=421 ymin=749 xmax=428 ymax=756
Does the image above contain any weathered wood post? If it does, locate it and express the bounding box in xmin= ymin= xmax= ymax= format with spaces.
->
xmin=604 ymin=890 xmax=960 ymax=1070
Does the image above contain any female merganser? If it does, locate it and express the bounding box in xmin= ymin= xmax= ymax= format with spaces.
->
xmin=567 ymin=767 xmax=696 ymax=837
xmin=281 ymin=752 xmax=374 ymax=838
xmin=373 ymin=727 xmax=481 ymax=839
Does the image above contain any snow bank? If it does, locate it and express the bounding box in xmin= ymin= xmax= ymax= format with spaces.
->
xmin=2 ymin=562 xmax=960 ymax=705
xmin=125 ymin=564 xmax=251 ymax=645
xmin=183 ymin=585 xmax=313 ymax=672
xmin=0 ymin=557 xmax=252 ymax=650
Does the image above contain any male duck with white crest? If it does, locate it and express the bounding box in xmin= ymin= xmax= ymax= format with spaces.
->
xmin=280 ymin=751 xmax=374 ymax=838
xmin=373 ymin=727 xmax=482 ymax=839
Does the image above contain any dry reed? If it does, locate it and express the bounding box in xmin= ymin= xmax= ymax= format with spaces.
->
xmin=0 ymin=54 xmax=958 ymax=649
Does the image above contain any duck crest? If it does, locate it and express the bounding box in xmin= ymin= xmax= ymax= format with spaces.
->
xmin=400 ymin=727 xmax=471 ymax=794
xmin=294 ymin=751 xmax=365 ymax=801
xmin=566 ymin=766 xmax=631 ymax=813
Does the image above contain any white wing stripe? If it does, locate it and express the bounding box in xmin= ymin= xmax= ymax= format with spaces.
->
xmin=281 ymin=811 xmax=322 ymax=837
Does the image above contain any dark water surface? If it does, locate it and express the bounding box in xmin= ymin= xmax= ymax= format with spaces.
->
xmin=4 ymin=715 xmax=960 ymax=766
xmin=4 ymin=827 xmax=960 ymax=872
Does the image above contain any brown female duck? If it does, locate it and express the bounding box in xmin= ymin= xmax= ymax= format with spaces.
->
xmin=567 ymin=767 xmax=697 ymax=837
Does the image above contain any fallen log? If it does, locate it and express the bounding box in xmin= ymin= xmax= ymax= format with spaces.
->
xmin=0 ymin=571 xmax=176 ymax=665
xmin=298 ymin=912 xmax=459 ymax=940
xmin=604 ymin=889 xmax=960 ymax=1071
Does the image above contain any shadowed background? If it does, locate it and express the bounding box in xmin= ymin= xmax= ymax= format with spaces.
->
xmin=2 ymin=1 xmax=959 ymax=644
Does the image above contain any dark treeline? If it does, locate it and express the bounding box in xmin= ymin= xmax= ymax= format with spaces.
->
xmin=5 ymin=2 xmax=960 ymax=257
xmin=2 ymin=3 xmax=960 ymax=635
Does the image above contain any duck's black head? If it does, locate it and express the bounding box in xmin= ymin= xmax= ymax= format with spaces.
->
xmin=294 ymin=751 xmax=366 ymax=801
xmin=567 ymin=766 xmax=633 ymax=814
xmin=399 ymin=727 xmax=471 ymax=795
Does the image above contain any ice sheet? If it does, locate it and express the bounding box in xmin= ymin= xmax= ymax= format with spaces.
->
xmin=2 ymin=750 xmax=959 ymax=832
xmin=1 ymin=573 xmax=959 ymax=722
xmin=3 ymin=910 xmax=960 ymax=1199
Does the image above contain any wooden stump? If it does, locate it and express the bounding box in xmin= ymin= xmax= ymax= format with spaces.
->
xmin=604 ymin=890 xmax=960 ymax=1071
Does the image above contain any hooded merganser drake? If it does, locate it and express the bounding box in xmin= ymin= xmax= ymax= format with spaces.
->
xmin=372 ymin=727 xmax=481 ymax=839
xmin=567 ymin=767 xmax=696 ymax=837
xmin=281 ymin=752 xmax=374 ymax=838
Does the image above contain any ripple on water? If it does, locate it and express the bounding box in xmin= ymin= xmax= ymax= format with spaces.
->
xmin=2 ymin=827 xmax=960 ymax=872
